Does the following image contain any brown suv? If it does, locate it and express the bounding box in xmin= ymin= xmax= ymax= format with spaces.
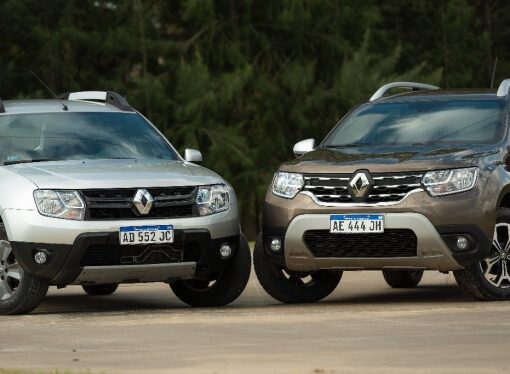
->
xmin=254 ymin=80 xmax=510 ymax=302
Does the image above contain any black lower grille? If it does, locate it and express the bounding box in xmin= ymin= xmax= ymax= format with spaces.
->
xmin=303 ymin=229 xmax=417 ymax=258
xmin=80 ymin=242 xmax=201 ymax=266
xmin=88 ymin=205 xmax=194 ymax=220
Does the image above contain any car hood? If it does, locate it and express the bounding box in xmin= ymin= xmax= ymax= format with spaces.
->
xmin=280 ymin=144 xmax=500 ymax=174
xmin=5 ymin=159 xmax=224 ymax=189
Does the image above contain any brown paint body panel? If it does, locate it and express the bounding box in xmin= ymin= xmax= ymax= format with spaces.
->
xmin=263 ymin=143 xmax=510 ymax=271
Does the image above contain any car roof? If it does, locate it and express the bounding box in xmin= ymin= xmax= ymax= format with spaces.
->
xmin=0 ymin=99 xmax=133 ymax=115
xmin=374 ymin=89 xmax=504 ymax=103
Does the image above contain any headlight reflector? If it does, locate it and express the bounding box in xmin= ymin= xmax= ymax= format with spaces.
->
xmin=422 ymin=167 xmax=478 ymax=196
xmin=196 ymin=184 xmax=230 ymax=216
xmin=33 ymin=190 xmax=85 ymax=220
xmin=271 ymin=172 xmax=304 ymax=199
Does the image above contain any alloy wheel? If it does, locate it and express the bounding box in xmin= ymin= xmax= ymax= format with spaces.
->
xmin=0 ymin=240 xmax=23 ymax=301
xmin=279 ymin=266 xmax=318 ymax=287
xmin=481 ymin=223 xmax=510 ymax=288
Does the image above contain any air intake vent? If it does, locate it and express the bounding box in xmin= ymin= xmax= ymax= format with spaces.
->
xmin=303 ymin=229 xmax=418 ymax=258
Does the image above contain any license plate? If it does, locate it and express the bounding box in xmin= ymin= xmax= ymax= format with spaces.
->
xmin=119 ymin=225 xmax=174 ymax=245
xmin=330 ymin=214 xmax=384 ymax=234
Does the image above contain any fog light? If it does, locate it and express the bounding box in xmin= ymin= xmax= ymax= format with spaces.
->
xmin=456 ymin=236 xmax=469 ymax=250
xmin=270 ymin=238 xmax=282 ymax=252
xmin=34 ymin=251 xmax=47 ymax=264
xmin=219 ymin=244 xmax=232 ymax=259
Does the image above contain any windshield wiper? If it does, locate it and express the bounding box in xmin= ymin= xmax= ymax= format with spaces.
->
xmin=325 ymin=143 xmax=366 ymax=148
xmin=328 ymin=143 xmax=428 ymax=148
xmin=3 ymin=158 xmax=60 ymax=166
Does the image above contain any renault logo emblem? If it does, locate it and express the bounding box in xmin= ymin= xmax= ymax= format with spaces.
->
xmin=133 ymin=189 xmax=153 ymax=215
xmin=349 ymin=171 xmax=371 ymax=199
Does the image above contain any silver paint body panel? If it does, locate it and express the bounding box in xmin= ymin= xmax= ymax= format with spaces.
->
xmin=0 ymin=100 xmax=240 ymax=248
xmin=72 ymin=262 xmax=197 ymax=285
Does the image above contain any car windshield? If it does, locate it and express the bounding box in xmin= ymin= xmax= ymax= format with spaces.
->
xmin=323 ymin=99 xmax=506 ymax=147
xmin=0 ymin=112 xmax=178 ymax=165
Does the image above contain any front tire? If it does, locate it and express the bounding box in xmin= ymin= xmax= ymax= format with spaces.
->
xmin=253 ymin=234 xmax=341 ymax=303
xmin=82 ymin=284 xmax=119 ymax=296
xmin=382 ymin=270 xmax=423 ymax=288
xmin=454 ymin=208 xmax=510 ymax=301
xmin=0 ymin=240 xmax=48 ymax=315
xmin=170 ymin=234 xmax=251 ymax=307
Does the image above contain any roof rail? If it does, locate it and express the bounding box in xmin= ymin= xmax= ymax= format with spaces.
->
xmin=370 ymin=82 xmax=439 ymax=101
xmin=0 ymin=98 xmax=4 ymax=113
xmin=497 ymin=79 xmax=510 ymax=97
xmin=58 ymin=91 xmax=133 ymax=111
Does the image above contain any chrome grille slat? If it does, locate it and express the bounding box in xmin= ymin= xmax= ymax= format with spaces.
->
xmin=368 ymin=193 xmax=407 ymax=198
xmin=304 ymin=176 xmax=350 ymax=181
xmin=373 ymin=183 xmax=421 ymax=189
xmin=304 ymin=185 xmax=348 ymax=190
xmin=372 ymin=174 xmax=423 ymax=180
xmin=315 ymin=194 xmax=351 ymax=198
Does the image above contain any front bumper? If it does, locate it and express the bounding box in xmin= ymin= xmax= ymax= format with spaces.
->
xmin=3 ymin=208 xmax=240 ymax=286
xmin=262 ymin=189 xmax=493 ymax=271
xmin=11 ymin=229 xmax=240 ymax=286
xmin=281 ymin=213 xmax=467 ymax=272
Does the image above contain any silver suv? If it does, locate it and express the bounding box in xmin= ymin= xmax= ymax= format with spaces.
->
xmin=0 ymin=91 xmax=251 ymax=314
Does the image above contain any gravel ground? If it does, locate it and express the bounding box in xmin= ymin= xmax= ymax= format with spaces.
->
xmin=1 ymin=270 xmax=509 ymax=373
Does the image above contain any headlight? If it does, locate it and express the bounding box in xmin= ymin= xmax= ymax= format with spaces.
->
xmin=422 ymin=167 xmax=478 ymax=196
xmin=33 ymin=190 xmax=85 ymax=220
xmin=271 ymin=172 xmax=304 ymax=199
xmin=196 ymin=184 xmax=230 ymax=216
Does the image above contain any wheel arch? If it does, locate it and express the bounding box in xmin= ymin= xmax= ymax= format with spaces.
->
xmin=0 ymin=210 xmax=11 ymax=242
xmin=0 ymin=214 xmax=7 ymax=241
xmin=497 ymin=185 xmax=510 ymax=209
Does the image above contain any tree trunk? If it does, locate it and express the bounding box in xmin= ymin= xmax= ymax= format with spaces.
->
xmin=440 ymin=0 xmax=449 ymax=88
xmin=134 ymin=0 xmax=150 ymax=112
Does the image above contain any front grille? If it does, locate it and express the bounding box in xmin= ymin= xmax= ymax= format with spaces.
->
xmin=303 ymin=229 xmax=417 ymax=258
xmin=303 ymin=172 xmax=423 ymax=204
xmin=80 ymin=242 xmax=201 ymax=266
xmin=81 ymin=187 xmax=198 ymax=220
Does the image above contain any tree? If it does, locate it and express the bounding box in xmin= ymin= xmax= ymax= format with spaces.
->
xmin=1 ymin=0 xmax=509 ymax=237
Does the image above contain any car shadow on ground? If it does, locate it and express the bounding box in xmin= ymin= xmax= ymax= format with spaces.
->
xmin=32 ymin=283 xmax=475 ymax=316
xmin=35 ymin=295 xmax=186 ymax=315
xmin=323 ymin=284 xmax=474 ymax=305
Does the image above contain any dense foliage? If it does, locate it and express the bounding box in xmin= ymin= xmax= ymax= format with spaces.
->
xmin=1 ymin=0 xmax=509 ymax=236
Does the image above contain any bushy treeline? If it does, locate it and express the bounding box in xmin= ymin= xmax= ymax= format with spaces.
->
xmin=1 ymin=0 xmax=509 ymax=236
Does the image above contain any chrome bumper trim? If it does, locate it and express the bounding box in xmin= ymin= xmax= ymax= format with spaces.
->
xmin=299 ymin=189 xmax=424 ymax=207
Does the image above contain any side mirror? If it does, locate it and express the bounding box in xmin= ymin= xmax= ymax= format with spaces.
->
xmin=184 ymin=148 xmax=203 ymax=163
xmin=293 ymin=138 xmax=315 ymax=157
